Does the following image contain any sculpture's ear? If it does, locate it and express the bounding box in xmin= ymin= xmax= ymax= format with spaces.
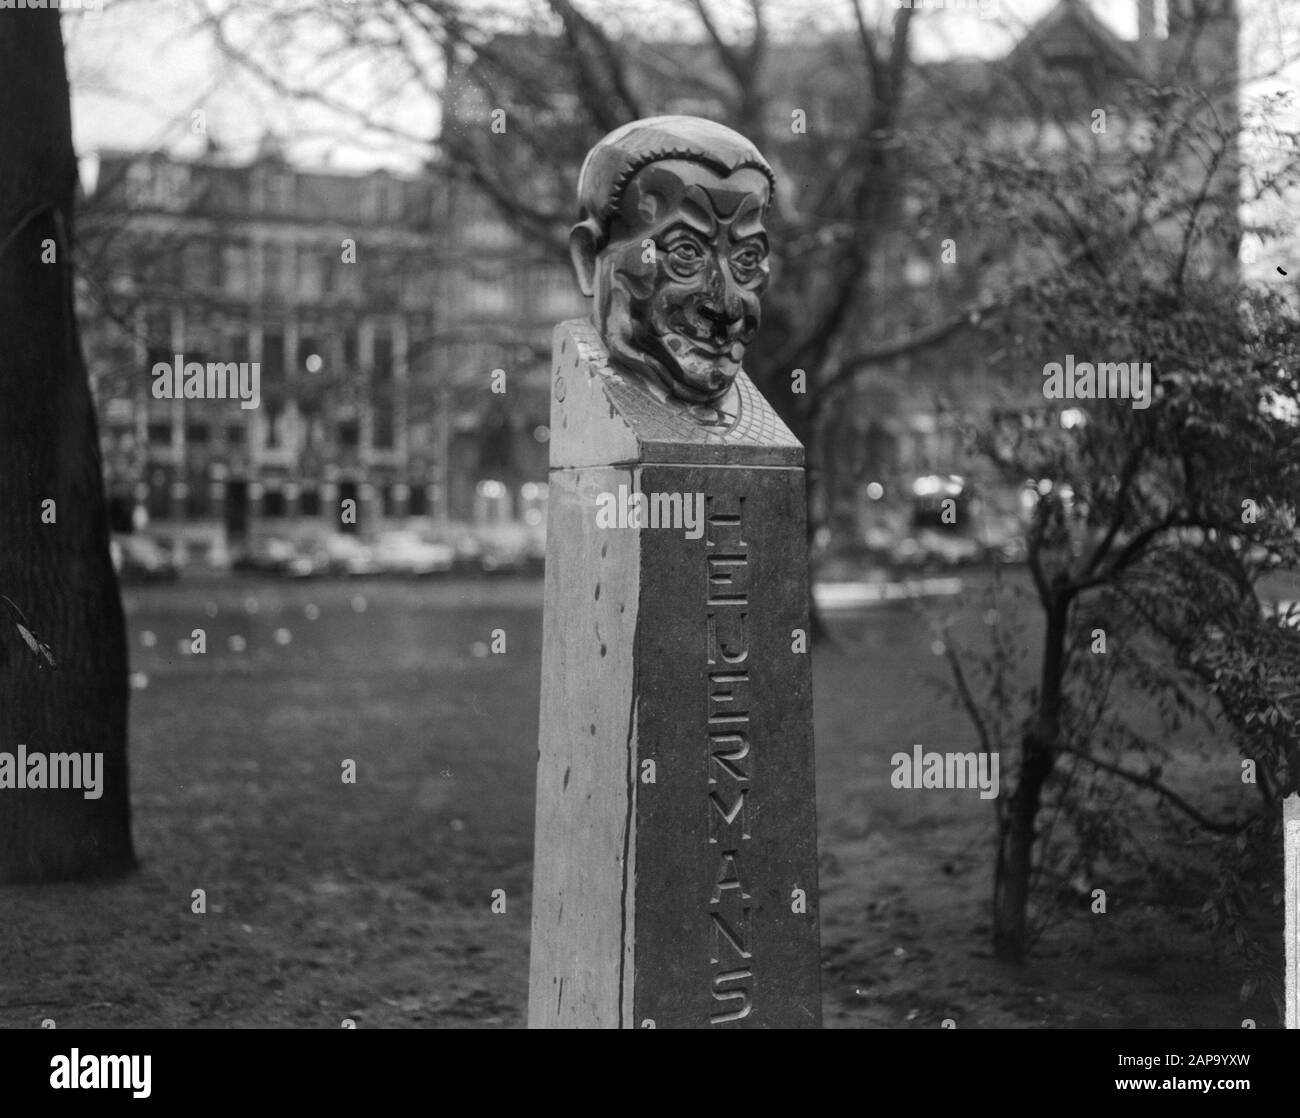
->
xmin=569 ymin=219 xmax=602 ymax=298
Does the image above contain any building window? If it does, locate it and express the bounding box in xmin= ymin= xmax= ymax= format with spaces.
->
xmin=186 ymin=483 xmax=211 ymax=519
xmin=147 ymin=477 xmax=171 ymax=521
xmin=222 ymin=330 xmax=250 ymax=366
xmin=262 ymin=489 xmax=286 ymax=518
xmin=300 ymin=407 xmax=322 ymax=451
xmin=148 ymin=422 xmax=172 ymax=447
xmin=183 ymin=241 xmax=216 ymax=289
xmin=361 ymin=178 xmax=380 ymax=222
xmin=209 ymin=171 xmax=247 ymax=213
xmin=125 ymin=160 xmax=190 ymax=211
xmin=299 ymin=253 xmax=324 ymax=300
xmin=299 ymin=488 xmax=321 ymax=516
xmin=227 ymin=424 xmax=246 ymax=445
xmin=339 ymin=420 xmax=360 ymax=448
xmin=262 ymin=329 xmax=285 ymax=382
xmin=263 ymin=245 xmax=292 ymax=296
xmin=108 ymin=424 xmax=134 ymax=452
xmin=186 ymin=423 xmax=210 ymax=445
xmin=333 ymin=258 xmax=361 ymax=297
xmin=407 ymin=484 xmax=428 ymax=516
xmin=146 ymin=345 xmax=171 ymax=380
xmin=372 ymin=329 xmax=394 ymax=382
xmin=222 ymin=245 xmax=250 ymax=294
xmin=263 ymin=404 xmax=286 ymax=450
xmin=372 ymin=406 xmax=395 ymax=451
xmin=268 ymin=173 xmax=293 ymax=212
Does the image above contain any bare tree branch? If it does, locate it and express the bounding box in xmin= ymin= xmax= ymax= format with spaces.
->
xmin=1058 ymin=743 xmax=1252 ymax=835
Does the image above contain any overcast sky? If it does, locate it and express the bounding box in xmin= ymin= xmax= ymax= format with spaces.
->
xmin=66 ymin=0 xmax=1164 ymax=170
xmin=63 ymin=0 xmax=1300 ymax=275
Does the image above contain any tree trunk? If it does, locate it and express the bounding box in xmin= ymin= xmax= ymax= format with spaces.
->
xmin=992 ymin=738 xmax=1052 ymax=963
xmin=0 ymin=13 xmax=135 ymax=881
xmin=992 ymin=593 xmax=1068 ymax=962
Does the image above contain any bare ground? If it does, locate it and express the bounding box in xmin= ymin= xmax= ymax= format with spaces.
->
xmin=0 ymin=574 xmax=1285 ymax=1028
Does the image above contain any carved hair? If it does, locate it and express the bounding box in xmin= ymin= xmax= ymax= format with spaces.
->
xmin=576 ymin=116 xmax=775 ymax=246
xmin=599 ymin=148 xmax=776 ymax=225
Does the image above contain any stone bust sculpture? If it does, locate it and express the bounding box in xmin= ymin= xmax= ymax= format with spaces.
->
xmin=569 ymin=116 xmax=776 ymax=408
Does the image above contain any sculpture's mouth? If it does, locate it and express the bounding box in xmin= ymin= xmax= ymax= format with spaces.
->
xmin=661 ymin=329 xmax=746 ymax=363
xmin=684 ymin=337 xmax=739 ymax=359
xmin=629 ymin=304 xmax=757 ymax=402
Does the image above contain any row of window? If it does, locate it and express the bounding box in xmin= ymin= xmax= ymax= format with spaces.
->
xmin=135 ymin=479 xmax=438 ymax=522
xmin=120 ymin=161 xmax=422 ymax=225
xmin=123 ymin=413 xmax=372 ymax=452
xmin=141 ymin=324 xmax=395 ymax=384
xmin=114 ymin=239 xmax=581 ymax=320
xmin=125 ymin=241 xmax=420 ymax=304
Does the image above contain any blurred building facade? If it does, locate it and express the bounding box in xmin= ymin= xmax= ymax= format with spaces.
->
xmin=835 ymin=0 xmax=1241 ymax=542
xmin=77 ymin=0 xmax=1238 ymax=559
xmin=78 ymin=142 xmax=574 ymax=556
xmin=439 ymin=0 xmax=1240 ymax=551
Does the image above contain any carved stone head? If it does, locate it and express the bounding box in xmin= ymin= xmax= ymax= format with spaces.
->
xmin=569 ymin=116 xmax=776 ymax=406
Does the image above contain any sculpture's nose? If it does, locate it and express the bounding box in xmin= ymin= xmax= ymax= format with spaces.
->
xmin=698 ymin=257 xmax=742 ymax=331
xmin=697 ymin=301 xmax=734 ymax=328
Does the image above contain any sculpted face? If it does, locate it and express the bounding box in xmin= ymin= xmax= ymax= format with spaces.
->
xmin=570 ymin=118 xmax=775 ymax=406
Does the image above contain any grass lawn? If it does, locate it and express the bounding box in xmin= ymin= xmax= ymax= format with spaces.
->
xmin=1 ymin=570 xmax=1289 ymax=1028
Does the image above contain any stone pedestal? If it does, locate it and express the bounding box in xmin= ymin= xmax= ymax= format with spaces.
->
xmin=528 ymin=319 xmax=821 ymax=1029
xmin=1287 ymin=793 xmax=1298 ymax=1029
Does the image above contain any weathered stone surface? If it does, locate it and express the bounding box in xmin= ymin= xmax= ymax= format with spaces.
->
xmin=529 ymin=321 xmax=821 ymax=1029
xmin=1286 ymin=793 xmax=1298 ymax=1029
xmin=549 ymin=319 xmax=802 ymax=470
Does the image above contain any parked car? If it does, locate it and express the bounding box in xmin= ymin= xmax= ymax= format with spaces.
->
xmin=372 ymin=530 xmax=454 ymax=576
xmin=476 ymin=524 xmax=545 ymax=575
xmin=861 ymin=523 xmax=898 ymax=564
xmin=890 ymin=528 xmax=985 ymax=570
xmin=888 ymin=474 xmax=987 ymax=569
xmin=302 ymin=533 xmax=378 ymax=577
xmin=524 ymin=528 xmax=546 ymax=574
xmin=232 ymin=536 xmax=317 ymax=578
xmin=978 ymin=516 xmax=1028 ymax=564
xmin=425 ymin=523 xmax=484 ymax=575
xmin=110 ymin=534 xmax=180 ymax=582
xmin=479 ymin=537 xmax=530 ymax=575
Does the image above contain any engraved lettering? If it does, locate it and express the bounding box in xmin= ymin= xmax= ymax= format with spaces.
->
xmin=706 ymin=554 xmax=749 ymax=605
xmin=709 ymin=910 xmax=752 ymax=964
xmin=708 ymin=670 xmax=749 ymax=727
xmin=705 ymin=494 xmax=747 ymax=550
xmin=708 ymin=732 xmax=750 ymax=784
xmin=710 ymin=969 xmax=753 ymax=1024
xmin=705 ymin=490 xmax=753 ymax=1023
xmin=710 ymin=851 xmax=751 ymax=904
xmin=708 ymin=786 xmax=748 ymax=841
xmin=706 ymin=612 xmax=749 ymax=665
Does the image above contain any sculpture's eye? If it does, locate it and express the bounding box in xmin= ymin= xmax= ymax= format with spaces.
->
xmin=665 ymin=239 xmax=706 ymax=276
xmin=730 ymin=245 xmax=765 ymax=282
